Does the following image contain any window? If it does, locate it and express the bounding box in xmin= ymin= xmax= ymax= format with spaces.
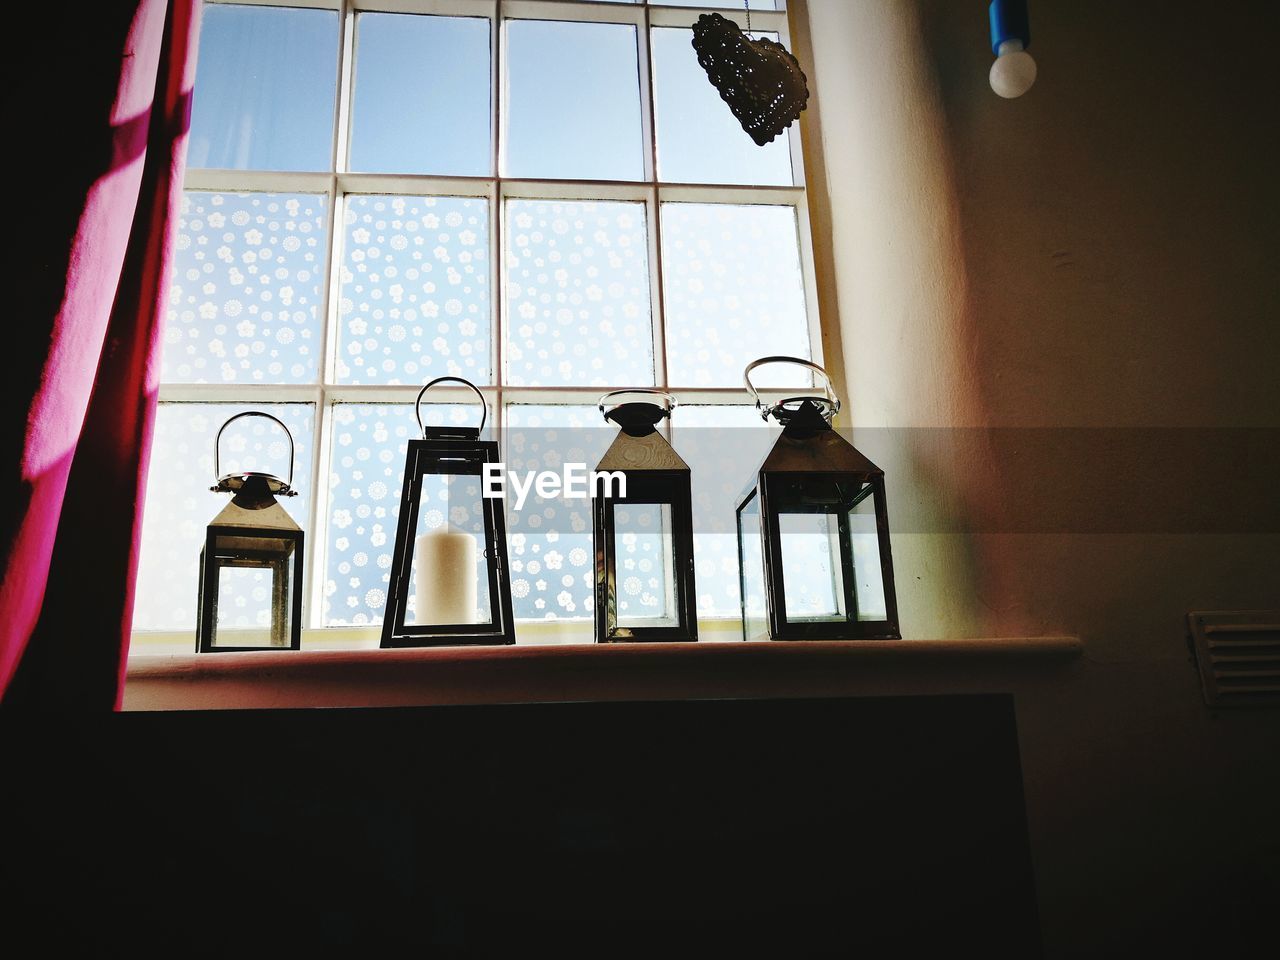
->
xmin=135 ymin=0 xmax=829 ymax=650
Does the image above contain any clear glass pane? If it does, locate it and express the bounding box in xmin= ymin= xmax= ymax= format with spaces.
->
xmin=505 ymin=200 xmax=653 ymax=387
xmin=338 ymin=195 xmax=491 ymax=385
xmin=651 ymin=28 xmax=794 ymax=186
xmin=661 ymin=203 xmax=812 ymax=388
xmin=850 ymin=489 xmax=888 ymax=621
xmin=187 ymin=4 xmax=337 ymax=171
xmin=135 ymin=403 xmax=313 ymax=633
xmin=675 ymin=404 xmax=778 ymax=618
xmin=778 ymin=512 xmax=849 ymax=624
xmin=164 ymin=192 xmax=328 ymax=384
xmin=504 ymin=20 xmax=643 ymax=181
xmin=736 ymin=492 xmax=768 ymax=641
xmin=324 ymin=402 xmax=478 ymax=626
xmin=779 ymin=512 xmax=846 ymax=621
xmin=406 ymin=470 xmax=492 ymax=627
xmin=350 ymin=14 xmax=491 ymax=176
xmin=612 ymin=503 xmax=678 ymax=627
xmin=503 ymin=404 xmax=616 ymax=621
xmin=210 ymin=537 xmax=298 ymax=648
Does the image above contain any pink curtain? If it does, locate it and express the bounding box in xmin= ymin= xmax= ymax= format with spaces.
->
xmin=1 ymin=0 xmax=199 ymax=707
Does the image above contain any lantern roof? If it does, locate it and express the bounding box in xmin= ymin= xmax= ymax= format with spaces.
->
xmin=596 ymin=427 xmax=689 ymax=473
xmin=209 ymin=476 xmax=301 ymax=533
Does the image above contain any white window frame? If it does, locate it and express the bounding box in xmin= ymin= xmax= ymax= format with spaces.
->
xmin=141 ymin=0 xmax=835 ymax=649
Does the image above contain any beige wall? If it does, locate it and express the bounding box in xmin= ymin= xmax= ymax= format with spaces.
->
xmin=800 ymin=0 xmax=1279 ymax=952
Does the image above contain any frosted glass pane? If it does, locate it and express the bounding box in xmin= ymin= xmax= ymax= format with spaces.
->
xmin=135 ymin=403 xmax=313 ymax=632
xmin=165 ymin=192 xmax=328 ymax=384
xmin=504 ymin=200 xmax=654 ymax=387
xmin=338 ymin=195 xmax=491 ymax=385
xmin=503 ymin=405 xmax=615 ymax=621
xmin=661 ymin=203 xmax=812 ymax=388
xmin=350 ymin=14 xmax=491 ymax=176
xmin=652 ymin=28 xmax=793 ymax=185
xmin=505 ymin=20 xmax=643 ymax=180
xmin=188 ymin=4 xmax=337 ymax=171
xmin=675 ymin=404 xmax=777 ymax=618
xmin=324 ymin=402 xmax=479 ymax=626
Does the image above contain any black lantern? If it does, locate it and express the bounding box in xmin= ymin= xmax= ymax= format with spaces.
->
xmin=381 ymin=378 xmax=515 ymax=648
xmin=736 ymin=358 xmax=900 ymax=641
xmin=197 ymin=412 xmax=304 ymax=653
xmin=593 ymin=391 xmax=698 ymax=643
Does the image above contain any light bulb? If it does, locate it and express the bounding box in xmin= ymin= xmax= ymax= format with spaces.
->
xmin=990 ymin=39 xmax=1037 ymax=98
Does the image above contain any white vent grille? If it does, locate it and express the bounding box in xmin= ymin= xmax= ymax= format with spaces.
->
xmin=1188 ymin=611 xmax=1280 ymax=707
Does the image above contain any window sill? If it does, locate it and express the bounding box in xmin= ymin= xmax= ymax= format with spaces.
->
xmin=123 ymin=635 xmax=1082 ymax=711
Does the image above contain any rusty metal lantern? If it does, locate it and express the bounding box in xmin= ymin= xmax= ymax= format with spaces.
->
xmin=197 ymin=412 xmax=304 ymax=653
xmin=380 ymin=377 xmax=515 ymax=648
xmin=736 ymin=358 xmax=900 ymax=641
xmin=593 ymin=390 xmax=698 ymax=643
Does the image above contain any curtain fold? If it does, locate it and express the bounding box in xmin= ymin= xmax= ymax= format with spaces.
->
xmin=1 ymin=0 xmax=199 ymax=707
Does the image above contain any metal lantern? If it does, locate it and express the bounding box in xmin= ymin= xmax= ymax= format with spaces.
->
xmin=381 ymin=378 xmax=515 ymax=648
xmin=197 ymin=412 xmax=304 ymax=653
xmin=736 ymin=357 xmax=900 ymax=641
xmin=593 ymin=391 xmax=698 ymax=643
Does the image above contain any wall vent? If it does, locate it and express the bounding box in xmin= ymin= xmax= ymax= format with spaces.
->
xmin=1188 ymin=611 xmax=1280 ymax=708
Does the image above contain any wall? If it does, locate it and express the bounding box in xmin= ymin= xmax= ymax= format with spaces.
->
xmin=799 ymin=0 xmax=1279 ymax=953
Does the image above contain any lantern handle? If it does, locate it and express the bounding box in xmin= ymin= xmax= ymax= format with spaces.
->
xmin=416 ymin=376 xmax=488 ymax=436
xmin=597 ymin=388 xmax=676 ymax=419
xmin=212 ymin=411 xmax=295 ymax=493
xmin=743 ymin=356 xmax=841 ymax=420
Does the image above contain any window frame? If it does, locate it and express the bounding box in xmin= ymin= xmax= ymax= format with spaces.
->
xmin=140 ymin=0 xmax=837 ymax=648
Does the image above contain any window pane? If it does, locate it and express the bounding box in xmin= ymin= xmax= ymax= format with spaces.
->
xmin=187 ymin=4 xmax=337 ymax=171
xmin=675 ymin=404 xmax=777 ymax=619
xmin=324 ymin=402 xmax=479 ymax=627
xmin=338 ymin=195 xmax=491 ymax=385
xmin=505 ymin=200 xmax=654 ymax=387
xmin=661 ymin=203 xmax=812 ymax=388
xmin=612 ymin=503 xmax=679 ymax=628
xmin=651 ymin=1 xmax=780 ymax=8
xmin=652 ymin=28 xmax=794 ymax=185
xmin=504 ymin=20 xmax=643 ymax=180
xmin=779 ymin=512 xmax=846 ymax=620
xmin=350 ymin=14 xmax=491 ymax=177
xmin=164 ymin=191 xmax=328 ymax=384
xmin=134 ymin=403 xmax=314 ymax=633
xmin=503 ymin=405 xmax=616 ymax=622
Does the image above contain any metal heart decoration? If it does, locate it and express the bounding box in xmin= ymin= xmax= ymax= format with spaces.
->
xmin=691 ymin=12 xmax=810 ymax=147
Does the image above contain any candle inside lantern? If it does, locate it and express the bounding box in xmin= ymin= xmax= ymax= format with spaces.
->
xmin=413 ymin=526 xmax=477 ymax=625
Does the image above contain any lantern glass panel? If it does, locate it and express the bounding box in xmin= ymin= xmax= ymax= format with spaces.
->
xmin=404 ymin=466 xmax=493 ymax=628
xmin=778 ymin=512 xmax=846 ymax=622
xmin=612 ymin=502 xmax=678 ymax=628
xmin=208 ymin=532 xmax=298 ymax=649
xmin=736 ymin=491 xmax=768 ymax=642
xmin=849 ymin=491 xmax=888 ymax=621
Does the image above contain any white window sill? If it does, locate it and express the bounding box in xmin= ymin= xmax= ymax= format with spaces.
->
xmin=123 ymin=634 xmax=1082 ymax=711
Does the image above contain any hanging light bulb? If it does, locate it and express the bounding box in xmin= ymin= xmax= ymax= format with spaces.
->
xmin=988 ymin=0 xmax=1037 ymax=98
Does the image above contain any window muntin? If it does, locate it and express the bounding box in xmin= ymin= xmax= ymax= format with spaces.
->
xmin=137 ymin=0 xmax=824 ymax=646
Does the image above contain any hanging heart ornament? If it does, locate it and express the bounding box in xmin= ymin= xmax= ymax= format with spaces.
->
xmin=691 ymin=12 xmax=810 ymax=147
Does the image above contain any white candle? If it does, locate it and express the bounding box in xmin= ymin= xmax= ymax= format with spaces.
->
xmin=413 ymin=526 xmax=478 ymax=625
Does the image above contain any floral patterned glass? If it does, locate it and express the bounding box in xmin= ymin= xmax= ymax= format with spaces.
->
xmin=134 ymin=403 xmax=313 ymax=632
xmin=504 ymin=200 xmax=654 ymax=387
xmin=503 ymin=404 xmax=617 ymax=621
xmin=674 ymin=404 xmax=778 ymax=619
xmin=323 ymin=402 xmax=475 ymax=626
xmin=338 ymin=195 xmax=491 ymax=385
xmin=660 ymin=203 xmax=812 ymax=388
xmin=164 ymin=192 xmax=328 ymax=384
